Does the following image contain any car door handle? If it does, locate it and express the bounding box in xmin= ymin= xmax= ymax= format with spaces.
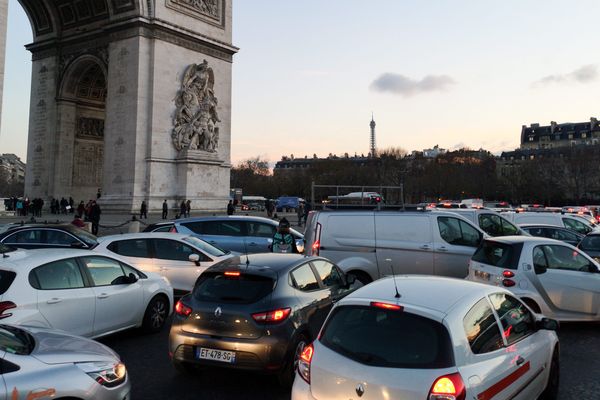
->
xmin=438 ymin=247 xmax=449 ymax=252
xmin=248 ymin=242 xmax=258 ymax=246
xmin=419 ymin=245 xmax=430 ymax=250
xmin=97 ymin=293 xmax=109 ymax=299
xmin=46 ymin=298 xmax=62 ymax=304
xmin=516 ymin=356 xmax=525 ymax=366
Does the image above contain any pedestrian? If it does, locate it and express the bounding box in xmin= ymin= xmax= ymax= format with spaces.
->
xmin=162 ymin=200 xmax=168 ymax=219
xmin=89 ymin=200 xmax=101 ymax=235
xmin=271 ymin=218 xmax=299 ymax=253
xmin=186 ymin=200 xmax=191 ymax=218
xmin=180 ymin=201 xmax=187 ymax=219
xmin=267 ymin=200 xmax=275 ymax=218
xmin=140 ymin=201 xmax=148 ymax=219
xmin=71 ymin=214 xmax=86 ymax=229
xmin=77 ymin=201 xmax=85 ymax=218
xmin=297 ymin=202 xmax=305 ymax=227
xmin=227 ymin=200 xmax=235 ymax=215
xmin=69 ymin=197 xmax=74 ymax=214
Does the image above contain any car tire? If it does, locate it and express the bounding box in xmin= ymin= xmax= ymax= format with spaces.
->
xmin=540 ymin=348 xmax=559 ymax=400
xmin=347 ymin=270 xmax=372 ymax=287
xmin=277 ymin=334 xmax=308 ymax=388
xmin=142 ymin=295 xmax=169 ymax=333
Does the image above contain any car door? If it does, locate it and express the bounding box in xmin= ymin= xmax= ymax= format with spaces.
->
xmin=151 ymin=238 xmax=210 ymax=294
xmin=190 ymin=220 xmax=246 ymax=253
xmin=434 ymin=216 xmax=483 ymax=278
xmin=244 ymin=221 xmax=276 ymax=252
xmin=0 ymin=229 xmax=44 ymax=249
xmin=31 ymin=258 xmax=95 ymax=337
xmin=310 ymin=259 xmax=351 ymax=306
xmin=289 ymin=262 xmax=330 ymax=339
xmin=79 ymin=256 xmax=144 ymax=336
xmin=105 ymin=238 xmax=156 ymax=274
xmin=529 ymin=244 xmax=600 ymax=315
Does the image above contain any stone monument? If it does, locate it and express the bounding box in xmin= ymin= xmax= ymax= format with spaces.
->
xmin=19 ymin=0 xmax=237 ymax=212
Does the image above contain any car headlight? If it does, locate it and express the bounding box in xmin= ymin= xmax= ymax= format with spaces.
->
xmin=77 ymin=362 xmax=127 ymax=387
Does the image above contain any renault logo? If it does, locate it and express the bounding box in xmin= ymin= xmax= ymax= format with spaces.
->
xmin=356 ymin=383 xmax=365 ymax=397
xmin=214 ymin=307 xmax=222 ymax=317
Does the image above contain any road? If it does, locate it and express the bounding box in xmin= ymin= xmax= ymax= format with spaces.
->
xmin=98 ymin=318 xmax=600 ymax=400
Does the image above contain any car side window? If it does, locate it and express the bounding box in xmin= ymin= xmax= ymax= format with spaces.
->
xmin=153 ymin=225 xmax=173 ymax=233
xmin=153 ymin=239 xmax=198 ymax=261
xmin=489 ymin=293 xmax=535 ymax=345
xmin=463 ymin=298 xmax=504 ymax=354
xmin=311 ymin=260 xmax=344 ymax=288
xmin=478 ymin=214 xmax=502 ymax=236
xmin=246 ymin=222 xmax=276 ymax=238
xmin=542 ymin=245 xmax=595 ymax=272
xmin=109 ymin=239 xmax=150 ymax=258
xmin=556 ymin=230 xmax=578 ymax=242
xmin=438 ymin=217 xmax=481 ymax=247
xmin=532 ymin=246 xmax=548 ymax=270
xmin=500 ymin=218 xmax=519 ymax=235
xmin=46 ymin=230 xmax=78 ymax=246
xmin=181 ymin=222 xmax=204 ymax=234
xmin=81 ymin=256 xmax=128 ymax=286
xmin=5 ymin=230 xmax=42 ymax=244
xmin=201 ymin=221 xmax=244 ymax=236
xmin=31 ymin=259 xmax=85 ymax=290
xmin=290 ymin=263 xmax=321 ymax=291
xmin=563 ymin=218 xmax=591 ymax=235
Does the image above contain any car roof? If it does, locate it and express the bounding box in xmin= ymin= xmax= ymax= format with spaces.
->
xmin=0 ymin=248 xmax=100 ymax=272
xmin=176 ymin=216 xmax=277 ymax=223
xmin=97 ymin=232 xmax=195 ymax=243
xmin=519 ymin=223 xmax=570 ymax=229
xmin=482 ymin=235 xmax=566 ymax=245
xmin=206 ymin=254 xmax=317 ymax=274
xmin=344 ymin=276 xmax=503 ymax=315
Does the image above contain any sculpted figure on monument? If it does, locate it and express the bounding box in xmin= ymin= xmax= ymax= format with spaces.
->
xmin=178 ymin=0 xmax=220 ymax=18
xmin=172 ymin=60 xmax=221 ymax=152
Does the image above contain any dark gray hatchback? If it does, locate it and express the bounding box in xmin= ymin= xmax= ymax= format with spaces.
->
xmin=168 ymin=253 xmax=354 ymax=385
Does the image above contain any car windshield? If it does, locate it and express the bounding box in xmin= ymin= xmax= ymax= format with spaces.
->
xmin=183 ymin=236 xmax=228 ymax=257
xmin=193 ymin=272 xmax=274 ymax=304
xmin=579 ymin=236 xmax=600 ymax=251
xmin=0 ymin=325 xmax=35 ymax=355
xmin=65 ymin=226 xmax=99 ymax=248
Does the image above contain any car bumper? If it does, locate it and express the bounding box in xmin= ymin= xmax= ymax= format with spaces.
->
xmin=292 ymin=375 xmax=316 ymax=400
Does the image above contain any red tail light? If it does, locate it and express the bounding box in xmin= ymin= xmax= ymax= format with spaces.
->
xmin=502 ymin=270 xmax=515 ymax=278
xmin=429 ymin=373 xmax=466 ymax=400
xmin=224 ymin=271 xmax=241 ymax=277
xmin=502 ymin=279 xmax=516 ymax=287
xmin=298 ymin=343 xmax=314 ymax=383
xmin=175 ymin=301 xmax=192 ymax=317
xmin=252 ymin=308 xmax=291 ymax=324
xmin=0 ymin=302 xmax=16 ymax=319
xmin=311 ymin=223 xmax=322 ymax=256
xmin=169 ymin=225 xmax=178 ymax=233
xmin=371 ymin=302 xmax=403 ymax=311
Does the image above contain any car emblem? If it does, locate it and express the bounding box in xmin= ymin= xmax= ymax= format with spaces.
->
xmin=356 ymin=383 xmax=365 ymax=397
xmin=214 ymin=307 xmax=222 ymax=318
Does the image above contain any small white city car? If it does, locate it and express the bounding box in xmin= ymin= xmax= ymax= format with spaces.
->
xmin=292 ymin=276 xmax=559 ymax=400
xmin=468 ymin=236 xmax=600 ymax=322
xmin=94 ymin=232 xmax=234 ymax=295
xmin=0 ymin=324 xmax=130 ymax=400
xmin=0 ymin=249 xmax=173 ymax=338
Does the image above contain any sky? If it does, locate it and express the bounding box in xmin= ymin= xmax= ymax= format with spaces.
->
xmin=2 ymin=0 xmax=600 ymax=165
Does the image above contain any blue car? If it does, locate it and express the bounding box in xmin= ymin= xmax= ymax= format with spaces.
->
xmin=276 ymin=196 xmax=300 ymax=212
xmin=143 ymin=216 xmax=304 ymax=254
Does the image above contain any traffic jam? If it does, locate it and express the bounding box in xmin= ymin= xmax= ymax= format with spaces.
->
xmin=1 ymin=203 xmax=599 ymax=399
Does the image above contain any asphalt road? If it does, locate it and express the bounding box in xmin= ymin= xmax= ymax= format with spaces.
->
xmin=98 ymin=318 xmax=600 ymax=400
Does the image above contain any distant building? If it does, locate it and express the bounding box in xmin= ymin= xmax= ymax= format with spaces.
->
xmin=0 ymin=153 xmax=26 ymax=183
xmin=520 ymin=117 xmax=600 ymax=150
xmin=274 ymin=153 xmax=373 ymax=171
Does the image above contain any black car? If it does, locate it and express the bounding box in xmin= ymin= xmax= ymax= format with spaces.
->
xmin=168 ymin=253 xmax=355 ymax=386
xmin=0 ymin=224 xmax=99 ymax=249
xmin=577 ymin=232 xmax=600 ymax=262
xmin=520 ymin=223 xmax=584 ymax=246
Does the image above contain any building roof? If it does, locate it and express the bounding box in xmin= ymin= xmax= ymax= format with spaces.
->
xmin=520 ymin=118 xmax=600 ymax=145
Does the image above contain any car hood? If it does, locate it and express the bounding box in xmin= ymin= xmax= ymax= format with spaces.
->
xmin=25 ymin=326 xmax=119 ymax=365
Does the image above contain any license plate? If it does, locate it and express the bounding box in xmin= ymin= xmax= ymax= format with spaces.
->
xmin=196 ymin=347 xmax=236 ymax=364
xmin=474 ymin=270 xmax=490 ymax=281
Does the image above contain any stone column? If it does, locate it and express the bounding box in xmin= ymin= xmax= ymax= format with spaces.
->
xmin=0 ymin=0 xmax=8 ymax=133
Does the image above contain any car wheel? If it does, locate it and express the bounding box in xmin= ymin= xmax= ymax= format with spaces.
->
xmin=142 ymin=295 xmax=169 ymax=333
xmin=347 ymin=270 xmax=372 ymax=287
xmin=540 ymin=348 xmax=559 ymax=400
xmin=277 ymin=334 xmax=308 ymax=387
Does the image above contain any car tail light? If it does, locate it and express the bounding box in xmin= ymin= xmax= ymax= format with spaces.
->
xmin=371 ymin=301 xmax=403 ymax=311
xmin=311 ymin=223 xmax=322 ymax=256
xmin=0 ymin=301 xmax=16 ymax=319
xmin=169 ymin=225 xmax=178 ymax=233
xmin=224 ymin=271 xmax=241 ymax=277
xmin=429 ymin=373 xmax=466 ymax=400
xmin=175 ymin=301 xmax=192 ymax=317
xmin=502 ymin=270 xmax=515 ymax=278
xmin=502 ymin=279 xmax=516 ymax=287
xmin=252 ymin=308 xmax=291 ymax=324
xmin=298 ymin=343 xmax=314 ymax=383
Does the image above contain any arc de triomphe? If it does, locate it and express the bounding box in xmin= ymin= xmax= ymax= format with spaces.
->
xmin=15 ymin=0 xmax=237 ymax=212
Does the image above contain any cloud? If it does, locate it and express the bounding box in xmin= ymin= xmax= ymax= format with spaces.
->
xmin=533 ymin=64 xmax=598 ymax=87
xmin=370 ymin=73 xmax=456 ymax=97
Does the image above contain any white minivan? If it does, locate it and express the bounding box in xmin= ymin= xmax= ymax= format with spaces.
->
xmin=504 ymin=212 xmax=596 ymax=235
xmin=304 ymin=210 xmax=486 ymax=284
xmin=437 ymin=208 xmax=527 ymax=237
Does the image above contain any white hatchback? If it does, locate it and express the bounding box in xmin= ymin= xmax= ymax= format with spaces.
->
xmin=0 ymin=248 xmax=173 ymax=339
xmin=94 ymin=232 xmax=234 ymax=295
xmin=292 ymin=276 xmax=559 ymax=400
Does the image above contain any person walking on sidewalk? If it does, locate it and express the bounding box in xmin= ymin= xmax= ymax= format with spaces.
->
xmin=90 ymin=201 xmax=102 ymax=235
xmin=227 ymin=200 xmax=235 ymax=216
xmin=140 ymin=201 xmax=148 ymax=219
xmin=162 ymin=200 xmax=168 ymax=219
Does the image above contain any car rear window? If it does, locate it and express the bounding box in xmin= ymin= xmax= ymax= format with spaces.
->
xmin=472 ymin=241 xmax=523 ymax=270
xmin=0 ymin=271 xmax=16 ymax=295
xmin=193 ymin=272 xmax=274 ymax=304
xmin=579 ymin=235 xmax=600 ymax=251
xmin=320 ymin=305 xmax=454 ymax=369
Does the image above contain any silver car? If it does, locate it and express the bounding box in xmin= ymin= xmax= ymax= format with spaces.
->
xmin=0 ymin=324 xmax=130 ymax=399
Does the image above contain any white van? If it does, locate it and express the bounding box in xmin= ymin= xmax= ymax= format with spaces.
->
xmin=437 ymin=208 xmax=527 ymax=237
xmin=503 ymin=212 xmax=595 ymax=235
xmin=304 ymin=210 xmax=486 ymax=284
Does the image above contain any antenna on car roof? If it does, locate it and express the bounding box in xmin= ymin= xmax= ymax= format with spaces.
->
xmin=386 ymin=259 xmax=401 ymax=299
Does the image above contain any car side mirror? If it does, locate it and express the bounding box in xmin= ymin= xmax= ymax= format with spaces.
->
xmin=127 ymin=273 xmax=138 ymax=284
xmin=189 ymin=253 xmax=200 ymax=266
xmin=534 ymin=264 xmax=547 ymax=275
xmin=345 ymin=274 xmax=356 ymax=288
xmin=70 ymin=242 xmax=84 ymax=248
xmin=536 ymin=317 xmax=559 ymax=331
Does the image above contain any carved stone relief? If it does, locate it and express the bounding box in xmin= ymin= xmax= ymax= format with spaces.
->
xmin=166 ymin=0 xmax=224 ymax=26
xmin=77 ymin=117 xmax=105 ymax=139
xmin=172 ymin=60 xmax=221 ymax=153
xmin=59 ymin=46 xmax=109 ymax=82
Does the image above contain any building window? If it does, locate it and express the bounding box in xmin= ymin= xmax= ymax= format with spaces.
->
xmin=568 ymin=133 xmax=574 ymax=139
xmin=528 ymin=136 xmax=534 ymax=142
xmin=582 ymin=133 xmax=587 ymax=138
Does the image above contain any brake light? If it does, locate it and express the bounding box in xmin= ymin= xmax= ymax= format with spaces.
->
xmin=429 ymin=373 xmax=466 ymax=400
xmin=174 ymin=301 xmax=192 ymax=317
xmin=371 ymin=302 xmax=403 ymax=311
xmin=311 ymin=223 xmax=322 ymax=256
xmin=224 ymin=271 xmax=241 ymax=277
xmin=502 ymin=270 xmax=515 ymax=278
xmin=502 ymin=279 xmax=516 ymax=287
xmin=169 ymin=225 xmax=178 ymax=233
xmin=252 ymin=308 xmax=291 ymax=324
xmin=0 ymin=302 xmax=16 ymax=319
xmin=298 ymin=343 xmax=314 ymax=383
